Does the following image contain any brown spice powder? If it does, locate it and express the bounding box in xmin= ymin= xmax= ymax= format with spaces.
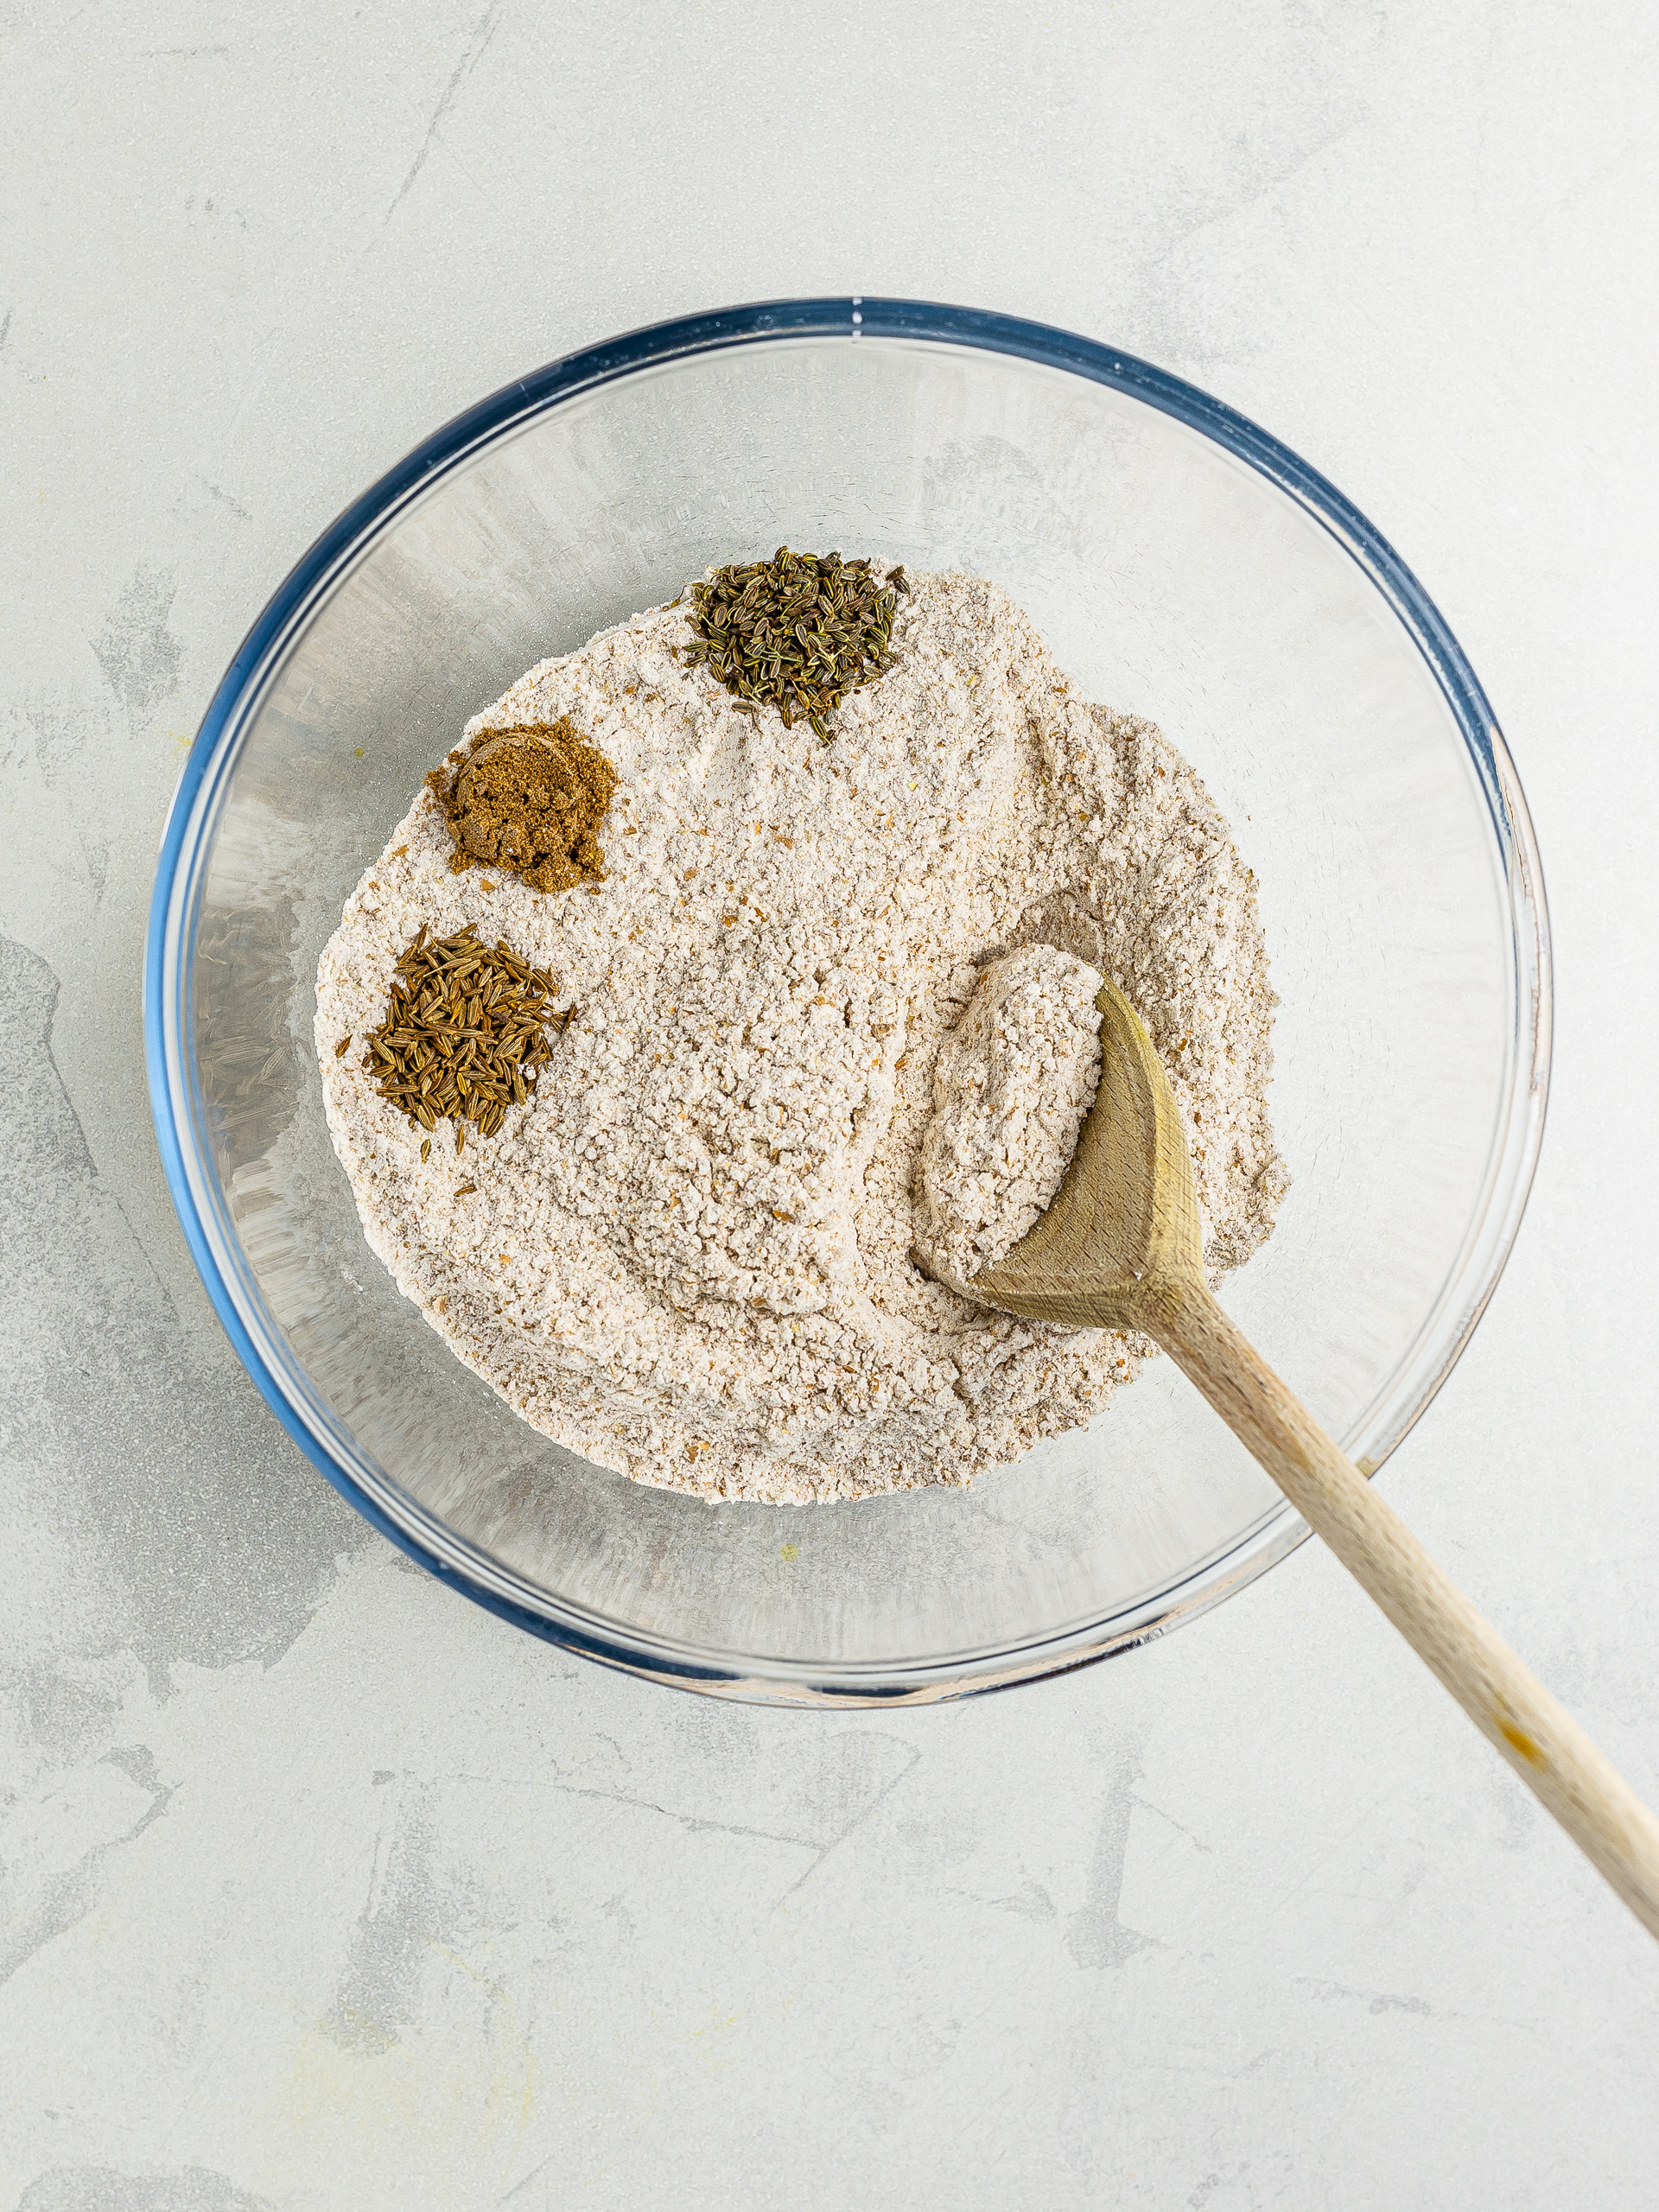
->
xmin=427 ymin=717 xmax=617 ymax=894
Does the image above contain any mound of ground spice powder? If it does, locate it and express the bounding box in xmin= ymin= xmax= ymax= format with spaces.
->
xmin=427 ymin=717 xmax=617 ymax=893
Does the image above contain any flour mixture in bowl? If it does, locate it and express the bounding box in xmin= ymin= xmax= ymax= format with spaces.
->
xmin=316 ymin=563 xmax=1286 ymax=1503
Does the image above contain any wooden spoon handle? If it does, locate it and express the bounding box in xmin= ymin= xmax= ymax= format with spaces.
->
xmin=1153 ymin=1279 xmax=1659 ymax=1941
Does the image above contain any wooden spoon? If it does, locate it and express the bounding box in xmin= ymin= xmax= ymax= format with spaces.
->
xmin=973 ymin=979 xmax=1659 ymax=1941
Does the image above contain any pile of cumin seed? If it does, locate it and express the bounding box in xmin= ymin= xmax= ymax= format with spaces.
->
xmin=353 ymin=923 xmax=562 ymax=1143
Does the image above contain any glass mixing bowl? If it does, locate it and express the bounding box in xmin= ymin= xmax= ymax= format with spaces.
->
xmin=146 ymin=299 xmax=1549 ymax=1704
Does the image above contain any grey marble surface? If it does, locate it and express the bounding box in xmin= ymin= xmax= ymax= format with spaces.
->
xmin=4 ymin=3 xmax=1658 ymax=2205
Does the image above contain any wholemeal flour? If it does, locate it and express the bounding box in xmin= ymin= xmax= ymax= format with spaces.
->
xmin=316 ymin=569 xmax=1286 ymax=1503
xmin=914 ymin=944 xmax=1105 ymax=1293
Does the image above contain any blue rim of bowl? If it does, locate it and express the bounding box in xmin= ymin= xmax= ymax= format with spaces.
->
xmin=145 ymin=296 xmax=1552 ymax=1705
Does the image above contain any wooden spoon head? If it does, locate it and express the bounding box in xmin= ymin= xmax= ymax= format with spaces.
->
xmin=970 ymin=980 xmax=1205 ymax=1331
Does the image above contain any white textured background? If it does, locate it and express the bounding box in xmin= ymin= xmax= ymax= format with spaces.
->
xmin=4 ymin=3 xmax=1658 ymax=2206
